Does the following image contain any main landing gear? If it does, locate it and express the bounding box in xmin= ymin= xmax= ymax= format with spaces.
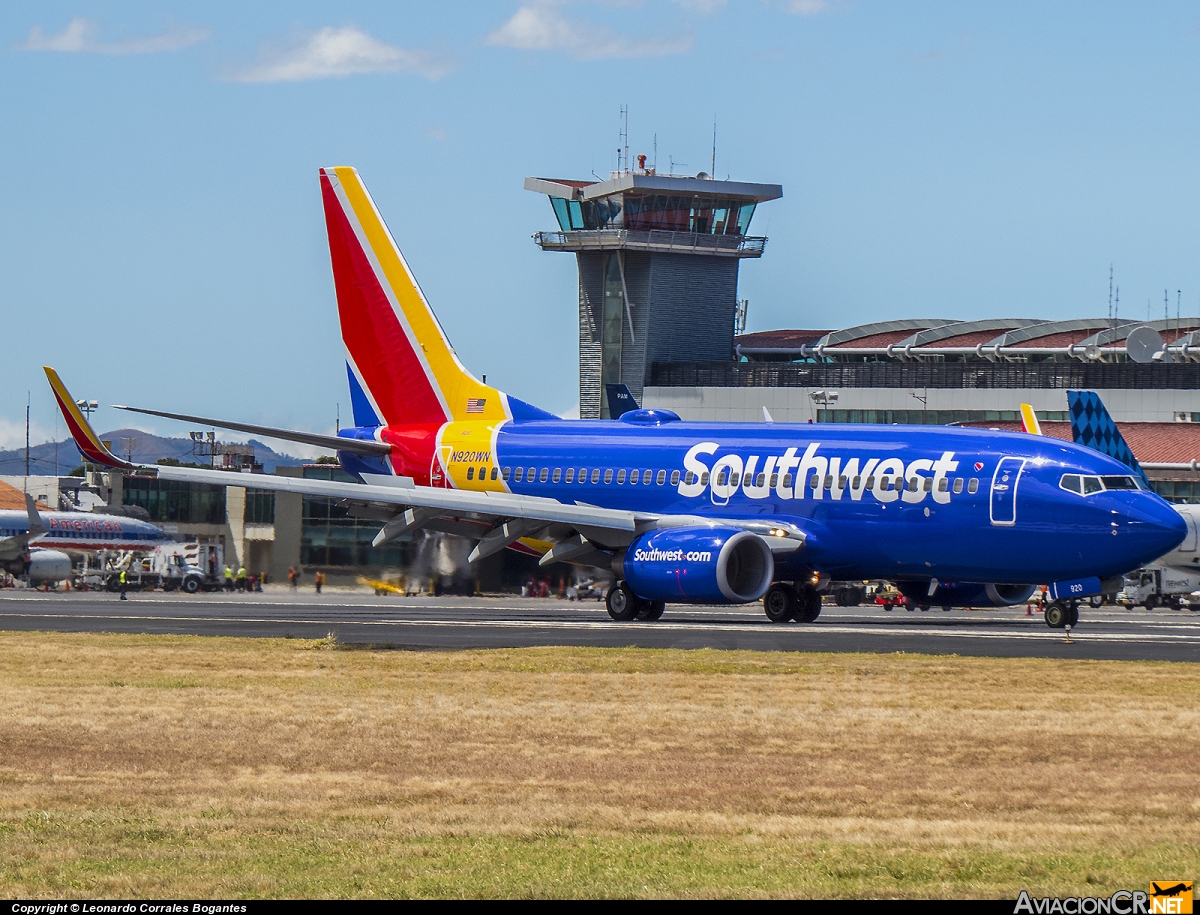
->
xmin=605 ymin=582 xmax=665 ymax=622
xmin=763 ymin=582 xmax=822 ymax=624
xmin=1043 ymin=600 xmax=1080 ymax=629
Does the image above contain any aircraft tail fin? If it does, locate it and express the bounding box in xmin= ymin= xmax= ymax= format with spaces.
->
xmin=1019 ymin=403 xmax=1042 ymax=435
xmin=25 ymin=493 xmax=46 ymax=537
xmin=319 ymin=167 xmax=556 ymax=426
xmin=605 ymin=383 xmax=639 ymax=419
xmin=43 ymin=367 xmax=135 ymax=469
xmin=1067 ymin=390 xmax=1149 ymax=485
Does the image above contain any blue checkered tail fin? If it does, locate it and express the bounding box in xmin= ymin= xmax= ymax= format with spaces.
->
xmin=1066 ymin=390 xmax=1150 ymax=486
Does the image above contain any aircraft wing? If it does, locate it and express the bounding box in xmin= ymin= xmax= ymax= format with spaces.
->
xmin=152 ymin=464 xmax=805 ymax=566
xmin=0 ymin=494 xmax=48 ymax=562
xmin=48 ymin=367 xmax=805 ymax=568
xmin=110 ymin=404 xmax=391 ymax=457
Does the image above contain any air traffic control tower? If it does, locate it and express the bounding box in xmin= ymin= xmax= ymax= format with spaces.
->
xmin=525 ymin=166 xmax=782 ymax=418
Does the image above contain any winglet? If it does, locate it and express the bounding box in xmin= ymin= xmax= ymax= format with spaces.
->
xmin=1019 ymin=404 xmax=1042 ymax=435
xmin=43 ymin=367 xmax=135 ymax=469
xmin=1067 ymin=390 xmax=1150 ymax=486
xmin=24 ymin=493 xmax=46 ymax=537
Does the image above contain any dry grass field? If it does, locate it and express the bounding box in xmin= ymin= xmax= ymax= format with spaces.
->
xmin=0 ymin=632 xmax=1197 ymax=898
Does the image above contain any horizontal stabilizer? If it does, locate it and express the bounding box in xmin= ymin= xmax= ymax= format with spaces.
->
xmin=110 ymin=405 xmax=391 ymax=457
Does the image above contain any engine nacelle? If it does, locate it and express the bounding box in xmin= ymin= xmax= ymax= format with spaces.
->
xmin=898 ymin=580 xmax=1038 ymax=608
xmin=621 ymin=527 xmax=774 ymax=604
xmin=28 ymin=550 xmax=72 ymax=586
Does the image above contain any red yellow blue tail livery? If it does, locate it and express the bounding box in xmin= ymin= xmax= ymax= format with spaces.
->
xmin=48 ymin=167 xmax=1187 ymax=626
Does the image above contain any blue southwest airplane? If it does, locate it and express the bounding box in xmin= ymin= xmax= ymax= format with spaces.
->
xmin=45 ymin=167 xmax=1186 ymax=628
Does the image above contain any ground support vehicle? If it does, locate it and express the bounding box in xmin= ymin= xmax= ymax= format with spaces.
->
xmin=874 ymin=588 xmax=909 ymax=611
xmin=1116 ymin=567 xmax=1200 ymax=611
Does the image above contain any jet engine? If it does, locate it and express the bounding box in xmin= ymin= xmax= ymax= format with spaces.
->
xmin=27 ymin=550 xmax=72 ymax=587
xmin=898 ymin=580 xmax=1037 ymax=608
xmin=620 ymin=527 xmax=774 ymax=603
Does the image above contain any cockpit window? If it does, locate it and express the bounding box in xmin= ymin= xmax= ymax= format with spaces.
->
xmin=1063 ymin=473 xmax=1111 ymax=495
xmin=1100 ymin=476 xmax=1138 ymax=491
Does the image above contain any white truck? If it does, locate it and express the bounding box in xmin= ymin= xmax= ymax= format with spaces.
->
xmin=89 ymin=543 xmax=220 ymax=593
xmin=1116 ymin=566 xmax=1200 ymax=610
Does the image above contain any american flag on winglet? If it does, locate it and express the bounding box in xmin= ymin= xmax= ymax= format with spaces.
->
xmin=466 ymin=398 xmax=486 ymax=413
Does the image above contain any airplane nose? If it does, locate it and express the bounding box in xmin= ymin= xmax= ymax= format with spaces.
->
xmin=1124 ymin=497 xmax=1188 ymax=561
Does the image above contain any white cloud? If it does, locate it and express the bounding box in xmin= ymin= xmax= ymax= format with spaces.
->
xmin=486 ymin=4 xmax=692 ymax=59
xmin=0 ymin=417 xmax=54 ymax=452
xmin=787 ymin=0 xmax=827 ymax=14
xmin=19 ymin=17 xmax=209 ymax=54
xmin=230 ymin=25 xmax=455 ymax=83
xmin=673 ymin=0 xmax=727 ymax=12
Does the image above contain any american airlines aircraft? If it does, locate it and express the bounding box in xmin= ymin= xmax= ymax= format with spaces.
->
xmin=46 ymin=167 xmax=1186 ymax=627
xmin=0 ymin=491 xmax=169 ymax=585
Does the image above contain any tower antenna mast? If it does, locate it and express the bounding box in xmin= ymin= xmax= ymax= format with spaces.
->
xmin=711 ymin=117 xmax=717 ymax=176
xmin=1108 ymin=264 xmax=1113 ymax=324
xmin=618 ymin=105 xmax=629 ymax=174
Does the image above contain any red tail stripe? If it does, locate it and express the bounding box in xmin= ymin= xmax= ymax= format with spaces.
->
xmin=320 ymin=174 xmax=446 ymax=427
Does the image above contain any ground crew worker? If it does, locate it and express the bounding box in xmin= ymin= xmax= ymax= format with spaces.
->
xmin=288 ymin=566 xmax=298 ymax=589
xmin=236 ymin=566 xmax=247 ymax=592
xmin=314 ymin=570 xmax=325 ymax=594
xmin=119 ymin=569 xmax=127 ymax=600
xmin=224 ymin=565 xmax=234 ymax=592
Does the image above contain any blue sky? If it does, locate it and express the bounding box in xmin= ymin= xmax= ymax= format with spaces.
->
xmin=3 ymin=1 xmax=1200 ymax=450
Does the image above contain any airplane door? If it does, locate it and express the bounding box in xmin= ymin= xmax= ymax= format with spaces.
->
xmin=989 ymin=457 xmax=1026 ymax=526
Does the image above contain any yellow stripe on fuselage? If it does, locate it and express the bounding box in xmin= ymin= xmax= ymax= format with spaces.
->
xmin=437 ymin=420 xmax=509 ymax=492
xmin=332 ymin=167 xmax=509 ymax=424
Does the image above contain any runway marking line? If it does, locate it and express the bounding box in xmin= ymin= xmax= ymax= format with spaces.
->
xmin=0 ymin=611 xmax=1198 ymax=645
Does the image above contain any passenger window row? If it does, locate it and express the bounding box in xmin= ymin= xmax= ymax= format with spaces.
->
xmin=502 ymin=466 xmax=682 ymax=486
xmin=486 ymin=464 xmax=982 ymax=495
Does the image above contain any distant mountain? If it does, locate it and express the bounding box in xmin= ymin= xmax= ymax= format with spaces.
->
xmin=0 ymin=428 xmax=308 ymax=476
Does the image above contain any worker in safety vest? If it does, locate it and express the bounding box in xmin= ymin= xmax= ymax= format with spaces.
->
xmin=224 ymin=566 xmax=234 ymax=592
xmin=236 ymin=567 xmax=247 ymax=592
xmin=119 ymin=569 xmax=127 ymax=600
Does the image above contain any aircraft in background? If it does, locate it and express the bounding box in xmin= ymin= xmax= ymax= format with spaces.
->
xmin=0 ymin=491 xmax=168 ymax=586
xmin=47 ymin=166 xmax=1187 ymax=627
xmin=1062 ymin=390 xmax=1200 ymax=606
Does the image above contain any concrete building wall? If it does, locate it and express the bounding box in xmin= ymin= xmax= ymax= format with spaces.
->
xmin=271 ymin=466 xmax=303 ymax=583
xmin=578 ymin=251 xmax=740 ymax=418
xmin=642 ymin=385 xmax=1200 ymax=424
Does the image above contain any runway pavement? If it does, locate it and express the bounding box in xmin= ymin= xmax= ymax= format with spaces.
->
xmin=1 ymin=588 xmax=1198 ymax=661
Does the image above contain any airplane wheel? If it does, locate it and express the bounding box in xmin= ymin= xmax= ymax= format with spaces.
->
xmin=1066 ymin=603 xmax=1080 ymax=627
xmin=638 ymin=600 xmax=665 ymax=621
xmin=606 ymin=582 xmax=639 ymax=621
xmin=793 ymin=586 xmax=822 ymax=623
xmin=1044 ymin=602 xmax=1067 ymax=628
xmin=763 ymin=583 xmax=797 ymax=623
